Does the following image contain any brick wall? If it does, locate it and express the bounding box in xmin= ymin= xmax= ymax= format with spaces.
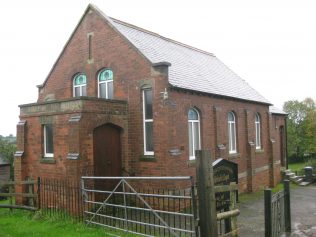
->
xmin=15 ymin=6 xmax=286 ymax=193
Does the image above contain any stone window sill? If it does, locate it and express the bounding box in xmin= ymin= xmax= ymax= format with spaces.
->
xmin=255 ymin=149 xmax=264 ymax=154
xmin=229 ymin=153 xmax=240 ymax=159
xmin=140 ymin=155 xmax=156 ymax=162
xmin=40 ymin=158 xmax=56 ymax=164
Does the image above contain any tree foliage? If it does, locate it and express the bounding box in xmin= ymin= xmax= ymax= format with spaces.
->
xmin=283 ymin=97 xmax=316 ymax=160
xmin=0 ymin=137 xmax=16 ymax=167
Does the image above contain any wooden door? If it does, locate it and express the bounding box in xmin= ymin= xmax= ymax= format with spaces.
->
xmin=93 ymin=124 xmax=121 ymax=191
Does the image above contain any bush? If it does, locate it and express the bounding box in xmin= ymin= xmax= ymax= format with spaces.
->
xmin=288 ymin=154 xmax=305 ymax=164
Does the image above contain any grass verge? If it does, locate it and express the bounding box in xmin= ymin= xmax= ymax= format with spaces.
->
xmin=0 ymin=200 xmax=137 ymax=237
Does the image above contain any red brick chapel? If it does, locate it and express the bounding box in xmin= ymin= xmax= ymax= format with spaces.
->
xmin=14 ymin=4 xmax=287 ymax=193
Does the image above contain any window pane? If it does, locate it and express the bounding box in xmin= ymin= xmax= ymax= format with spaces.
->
xmin=194 ymin=122 xmax=200 ymax=151
xmin=144 ymin=90 xmax=153 ymax=119
xmin=107 ymin=81 xmax=113 ymax=99
xmin=145 ymin=122 xmax=154 ymax=152
xmin=45 ymin=125 xmax=54 ymax=154
xmin=99 ymin=83 xmax=106 ymax=98
xmin=75 ymin=87 xmax=80 ymax=97
xmin=81 ymin=86 xmax=87 ymax=96
xmin=231 ymin=124 xmax=236 ymax=151
xmin=188 ymin=109 xmax=198 ymax=120
xmin=100 ymin=69 xmax=113 ymax=81
xmin=256 ymin=123 xmax=261 ymax=148
xmin=228 ymin=112 xmax=234 ymax=122
xmin=255 ymin=114 xmax=260 ymax=122
xmin=74 ymin=74 xmax=87 ymax=85
xmin=188 ymin=122 xmax=193 ymax=157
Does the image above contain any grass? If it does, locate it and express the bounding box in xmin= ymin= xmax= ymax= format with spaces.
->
xmin=0 ymin=200 xmax=137 ymax=237
xmin=288 ymin=162 xmax=308 ymax=172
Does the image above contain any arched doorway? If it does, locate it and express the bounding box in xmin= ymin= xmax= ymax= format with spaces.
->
xmin=93 ymin=123 xmax=122 ymax=178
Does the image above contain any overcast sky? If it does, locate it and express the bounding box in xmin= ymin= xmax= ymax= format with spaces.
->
xmin=1 ymin=0 xmax=315 ymax=136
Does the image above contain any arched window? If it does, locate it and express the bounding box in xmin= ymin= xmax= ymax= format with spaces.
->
xmin=228 ymin=112 xmax=237 ymax=153
xmin=255 ymin=113 xmax=261 ymax=149
xmin=73 ymin=73 xmax=87 ymax=97
xmin=143 ymin=89 xmax=154 ymax=155
xmin=98 ymin=69 xmax=113 ymax=99
xmin=188 ymin=108 xmax=201 ymax=160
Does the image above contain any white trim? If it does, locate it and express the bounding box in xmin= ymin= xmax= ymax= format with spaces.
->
xmin=228 ymin=112 xmax=237 ymax=154
xmin=143 ymin=90 xmax=154 ymax=156
xmin=98 ymin=69 xmax=113 ymax=99
xmin=73 ymin=74 xmax=87 ymax=97
xmin=188 ymin=108 xmax=201 ymax=160
xmin=255 ymin=113 xmax=261 ymax=149
xmin=44 ymin=125 xmax=54 ymax=158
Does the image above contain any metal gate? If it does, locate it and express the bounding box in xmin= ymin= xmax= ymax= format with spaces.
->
xmin=264 ymin=180 xmax=291 ymax=237
xmin=81 ymin=176 xmax=197 ymax=237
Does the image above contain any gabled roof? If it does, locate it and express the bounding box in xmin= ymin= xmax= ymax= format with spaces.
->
xmin=111 ymin=18 xmax=270 ymax=104
xmin=269 ymin=106 xmax=287 ymax=115
xmin=39 ymin=4 xmax=271 ymax=105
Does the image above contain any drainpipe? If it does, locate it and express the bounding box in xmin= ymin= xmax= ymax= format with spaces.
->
xmin=285 ymin=116 xmax=288 ymax=170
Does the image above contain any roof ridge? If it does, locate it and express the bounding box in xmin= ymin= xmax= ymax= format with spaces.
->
xmin=110 ymin=17 xmax=215 ymax=57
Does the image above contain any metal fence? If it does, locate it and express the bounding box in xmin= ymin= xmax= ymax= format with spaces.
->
xmin=38 ymin=178 xmax=84 ymax=222
xmin=264 ymin=180 xmax=291 ymax=237
xmin=81 ymin=176 xmax=197 ymax=237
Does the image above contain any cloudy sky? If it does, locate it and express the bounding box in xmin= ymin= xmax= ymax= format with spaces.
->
xmin=1 ymin=0 xmax=315 ymax=136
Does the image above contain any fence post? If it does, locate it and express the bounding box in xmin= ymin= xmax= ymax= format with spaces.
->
xmin=37 ymin=177 xmax=41 ymax=209
xmin=284 ymin=180 xmax=291 ymax=233
xmin=264 ymin=189 xmax=272 ymax=237
xmin=9 ymin=179 xmax=13 ymax=212
xmin=230 ymin=182 xmax=237 ymax=232
xmin=195 ymin=150 xmax=218 ymax=237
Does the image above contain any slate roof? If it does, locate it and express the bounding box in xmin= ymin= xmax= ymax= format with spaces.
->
xmin=110 ymin=17 xmax=271 ymax=104
xmin=269 ymin=106 xmax=287 ymax=115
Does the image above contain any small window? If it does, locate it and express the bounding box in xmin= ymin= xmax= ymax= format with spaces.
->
xmin=188 ymin=108 xmax=201 ymax=160
xmin=73 ymin=73 xmax=87 ymax=97
xmin=98 ymin=69 xmax=113 ymax=99
xmin=228 ymin=112 xmax=237 ymax=154
xmin=143 ymin=89 xmax=154 ymax=155
xmin=44 ymin=124 xmax=54 ymax=158
xmin=255 ymin=113 xmax=261 ymax=149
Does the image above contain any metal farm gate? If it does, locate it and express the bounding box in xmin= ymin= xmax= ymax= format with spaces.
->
xmin=81 ymin=176 xmax=197 ymax=237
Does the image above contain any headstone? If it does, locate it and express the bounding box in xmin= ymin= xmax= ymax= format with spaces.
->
xmin=213 ymin=158 xmax=238 ymax=211
xmin=304 ymin=166 xmax=313 ymax=182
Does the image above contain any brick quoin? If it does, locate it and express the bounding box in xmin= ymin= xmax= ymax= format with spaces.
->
xmin=15 ymin=5 xmax=287 ymax=196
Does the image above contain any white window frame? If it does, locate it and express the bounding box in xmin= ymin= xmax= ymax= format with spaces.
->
xmin=188 ymin=108 xmax=201 ymax=160
xmin=228 ymin=112 xmax=237 ymax=154
xmin=143 ymin=89 xmax=154 ymax=156
xmin=98 ymin=69 xmax=113 ymax=99
xmin=255 ymin=113 xmax=261 ymax=149
xmin=44 ymin=124 xmax=54 ymax=158
xmin=73 ymin=73 xmax=87 ymax=97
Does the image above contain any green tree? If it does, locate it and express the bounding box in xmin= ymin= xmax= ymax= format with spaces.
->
xmin=0 ymin=138 xmax=16 ymax=179
xmin=283 ymin=97 xmax=316 ymax=161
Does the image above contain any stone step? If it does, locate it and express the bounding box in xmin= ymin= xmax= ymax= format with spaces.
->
xmin=299 ymin=181 xmax=311 ymax=186
xmin=287 ymin=172 xmax=296 ymax=178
